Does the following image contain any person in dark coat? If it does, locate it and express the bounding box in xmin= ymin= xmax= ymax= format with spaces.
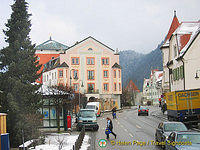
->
xmin=112 ymin=107 xmax=117 ymax=119
xmin=106 ymin=117 xmax=116 ymax=140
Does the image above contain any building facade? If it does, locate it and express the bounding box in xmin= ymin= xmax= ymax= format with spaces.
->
xmin=160 ymin=11 xmax=200 ymax=92
xmin=160 ymin=11 xmax=180 ymax=93
xmin=167 ymin=21 xmax=200 ymax=91
xmin=125 ymin=80 xmax=141 ymax=105
xmin=143 ymin=70 xmax=163 ymax=105
xmin=42 ymin=36 xmax=122 ymax=110
xmin=35 ymin=37 xmax=68 ymax=84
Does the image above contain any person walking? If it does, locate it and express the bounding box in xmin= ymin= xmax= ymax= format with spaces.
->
xmin=112 ymin=107 xmax=117 ymax=119
xmin=106 ymin=117 xmax=117 ymax=140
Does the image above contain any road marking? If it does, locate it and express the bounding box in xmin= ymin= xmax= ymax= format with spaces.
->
xmin=124 ymin=128 xmax=128 ymax=132
xmin=120 ymin=124 xmax=124 ymax=128
xmin=129 ymin=133 xmax=134 ymax=138
xmin=136 ymin=125 xmax=141 ymax=129
xmin=137 ymin=119 xmax=156 ymax=129
xmin=117 ymin=122 xmax=120 ymax=124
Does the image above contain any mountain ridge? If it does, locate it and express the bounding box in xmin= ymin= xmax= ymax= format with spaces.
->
xmin=119 ymin=43 xmax=163 ymax=91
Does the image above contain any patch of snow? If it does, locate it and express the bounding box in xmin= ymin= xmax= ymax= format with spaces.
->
xmin=19 ymin=140 xmax=34 ymax=148
xmin=37 ymin=84 xmax=70 ymax=96
xmin=33 ymin=133 xmax=79 ymax=150
xmin=31 ymin=133 xmax=90 ymax=150
xmin=80 ymin=135 xmax=90 ymax=150
xmin=179 ymin=27 xmax=200 ymax=57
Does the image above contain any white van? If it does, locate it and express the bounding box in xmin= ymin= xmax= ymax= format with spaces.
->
xmin=86 ymin=102 xmax=101 ymax=117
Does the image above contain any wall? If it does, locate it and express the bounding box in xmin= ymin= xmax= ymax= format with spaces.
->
xmin=184 ymin=33 xmax=200 ymax=90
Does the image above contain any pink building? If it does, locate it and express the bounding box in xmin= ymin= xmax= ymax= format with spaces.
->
xmin=42 ymin=36 xmax=122 ymax=109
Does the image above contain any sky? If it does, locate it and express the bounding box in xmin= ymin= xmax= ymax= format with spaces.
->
xmin=0 ymin=0 xmax=200 ymax=54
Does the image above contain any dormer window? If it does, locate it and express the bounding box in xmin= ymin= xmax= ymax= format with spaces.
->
xmin=88 ymin=48 xmax=93 ymax=51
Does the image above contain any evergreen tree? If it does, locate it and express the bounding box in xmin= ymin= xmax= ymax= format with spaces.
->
xmin=0 ymin=0 xmax=42 ymax=147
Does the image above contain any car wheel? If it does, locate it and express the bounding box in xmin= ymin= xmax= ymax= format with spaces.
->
xmin=146 ymin=113 xmax=149 ymax=116
xmin=138 ymin=113 xmax=140 ymax=116
xmin=94 ymin=126 xmax=99 ymax=131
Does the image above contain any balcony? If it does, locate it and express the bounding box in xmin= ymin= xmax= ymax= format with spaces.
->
xmin=84 ymin=89 xmax=99 ymax=94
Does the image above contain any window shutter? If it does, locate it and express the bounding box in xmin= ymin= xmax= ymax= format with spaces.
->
xmin=177 ymin=68 xmax=179 ymax=80
xmin=173 ymin=69 xmax=175 ymax=81
xmin=180 ymin=66 xmax=182 ymax=79
xmin=176 ymin=68 xmax=178 ymax=80
xmin=181 ymin=65 xmax=184 ymax=79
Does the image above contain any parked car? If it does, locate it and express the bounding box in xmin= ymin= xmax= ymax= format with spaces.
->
xmin=138 ymin=106 xmax=149 ymax=116
xmin=76 ymin=109 xmax=99 ymax=131
xmin=165 ymin=131 xmax=200 ymax=150
xmin=155 ymin=122 xmax=188 ymax=148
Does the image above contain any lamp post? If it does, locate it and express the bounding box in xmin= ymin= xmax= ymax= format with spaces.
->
xmin=79 ymin=80 xmax=84 ymax=109
xmin=70 ymin=69 xmax=75 ymax=87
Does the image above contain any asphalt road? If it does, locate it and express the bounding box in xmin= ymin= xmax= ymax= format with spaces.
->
xmin=87 ymin=106 xmax=165 ymax=150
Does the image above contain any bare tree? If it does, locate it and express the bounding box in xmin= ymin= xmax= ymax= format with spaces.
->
xmin=56 ymin=134 xmax=65 ymax=150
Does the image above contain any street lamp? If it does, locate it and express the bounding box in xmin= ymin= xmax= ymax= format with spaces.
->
xmin=195 ymin=69 xmax=200 ymax=80
xmin=70 ymin=69 xmax=75 ymax=87
xmin=79 ymin=80 xmax=84 ymax=109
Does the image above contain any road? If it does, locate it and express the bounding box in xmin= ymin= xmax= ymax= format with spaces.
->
xmin=87 ymin=106 xmax=165 ymax=150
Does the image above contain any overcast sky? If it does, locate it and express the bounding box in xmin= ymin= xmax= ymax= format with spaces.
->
xmin=0 ymin=0 xmax=200 ymax=53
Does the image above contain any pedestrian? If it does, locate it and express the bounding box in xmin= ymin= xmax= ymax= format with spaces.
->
xmin=106 ymin=117 xmax=117 ymax=140
xmin=112 ymin=107 xmax=117 ymax=119
xmin=159 ymin=98 xmax=161 ymax=107
xmin=162 ymin=103 xmax=167 ymax=114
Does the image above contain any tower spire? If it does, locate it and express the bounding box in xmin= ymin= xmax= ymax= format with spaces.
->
xmin=174 ymin=10 xmax=176 ymax=17
xmin=49 ymin=33 xmax=52 ymax=40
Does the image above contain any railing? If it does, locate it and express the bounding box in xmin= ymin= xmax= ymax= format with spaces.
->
xmin=73 ymin=126 xmax=85 ymax=150
xmin=84 ymin=89 xmax=99 ymax=94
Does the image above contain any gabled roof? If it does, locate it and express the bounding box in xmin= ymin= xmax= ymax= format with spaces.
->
xmin=66 ymin=36 xmax=115 ymax=52
xmin=165 ymin=11 xmax=180 ymax=43
xmin=59 ymin=62 xmax=69 ymax=68
xmin=35 ymin=37 xmax=68 ymax=50
xmin=43 ymin=56 xmax=69 ymax=72
xmin=175 ymin=21 xmax=200 ymax=57
xmin=112 ymin=63 xmax=122 ymax=69
xmin=161 ymin=11 xmax=180 ymax=49
xmin=126 ymin=80 xmax=140 ymax=92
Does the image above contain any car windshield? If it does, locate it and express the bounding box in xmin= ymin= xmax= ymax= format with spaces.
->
xmin=177 ymin=134 xmax=200 ymax=144
xmin=86 ymin=105 xmax=95 ymax=109
xmin=164 ymin=123 xmax=187 ymax=132
xmin=140 ymin=107 xmax=147 ymax=110
xmin=80 ymin=110 xmax=95 ymax=118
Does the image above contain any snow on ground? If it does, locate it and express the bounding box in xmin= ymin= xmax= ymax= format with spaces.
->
xmin=80 ymin=134 xmax=90 ymax=150
xmin=33 ymin=133 xmax=90 ymax=150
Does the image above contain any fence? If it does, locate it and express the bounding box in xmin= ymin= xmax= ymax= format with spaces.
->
xmin=73 ymin=126 xmax=85 ymax=150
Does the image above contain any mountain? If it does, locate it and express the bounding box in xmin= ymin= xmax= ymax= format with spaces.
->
xmin=119 ymin=43 xmax=163 ymax=91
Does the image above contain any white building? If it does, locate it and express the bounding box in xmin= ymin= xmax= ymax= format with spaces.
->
xmin=160 ymin=11 xmax=180 ymax=93
xmin=143 ymin=70 xmax=163 ymax=105
xmin=161 ymin=12 xmax=200 ymax=92
xmin=167 ymin=21 xmax=200 ymax=91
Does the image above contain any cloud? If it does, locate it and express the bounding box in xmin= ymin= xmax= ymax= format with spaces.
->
xmin=0 ymin=0 xmax=200 ymax=53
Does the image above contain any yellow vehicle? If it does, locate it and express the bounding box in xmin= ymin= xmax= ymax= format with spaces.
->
xmin=165 ymin=89 xmax=200 ymax=125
